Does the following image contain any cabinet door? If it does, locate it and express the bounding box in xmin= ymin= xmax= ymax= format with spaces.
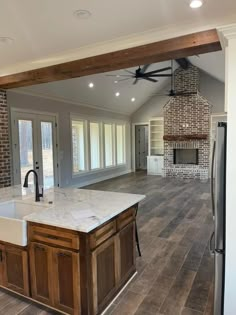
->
xmin=29 ymin=242 xmax=53 ymax=305
xmin=0 ymin=244 xmax=4 ymax=286
xmin=91 ymin=236 xmax=119 ymax=314
xmin=3 ymin=245 xmax=29 ymax=296
xmin=119 ymin=222 xmax=136 ymax=284
xmin=52 ymin=248 xmax=80 ymax=315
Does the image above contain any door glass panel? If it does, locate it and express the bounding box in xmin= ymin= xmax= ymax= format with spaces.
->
xmin=41 ymin=122 xmax=54 ymax=188
xmin=18 ymin=120 xmax=34 ymax=185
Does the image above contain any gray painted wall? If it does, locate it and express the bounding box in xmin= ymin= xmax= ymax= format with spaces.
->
xmin=7 ymin=91 xmax=131 ymax=188
xmin=131 ymin=70 xmax=225 ymax=123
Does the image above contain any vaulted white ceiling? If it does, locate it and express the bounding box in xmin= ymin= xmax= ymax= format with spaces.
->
xmin=0 ymin=0 xmax=235 ymax=75
xmin=14 ymin=51 xmax=225 ymax=115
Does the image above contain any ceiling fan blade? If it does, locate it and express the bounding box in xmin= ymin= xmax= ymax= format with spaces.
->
xmin=106 ymin=74 xmax=132 ymax=77
xmin=143 ymin=74 xmax=172 ymax=78
xmin=140 ymin=64 xmax=151 ymax=74
xmin=133 ymin=78 xmax=139 ymax=85
xmin=143 ymin=77 xmax=158 ymax=83
xmin=144 ymin=67 xmax=172 ymax=76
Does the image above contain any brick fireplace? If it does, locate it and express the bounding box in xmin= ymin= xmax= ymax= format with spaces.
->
xmin=163 ymin=65 xmax=210 ymax=180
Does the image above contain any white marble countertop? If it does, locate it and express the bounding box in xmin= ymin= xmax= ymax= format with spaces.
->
xmin=0 ymin=186 xmax=145 ymax=233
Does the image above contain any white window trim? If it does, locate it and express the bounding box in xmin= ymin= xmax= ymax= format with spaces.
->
xmin=70 ymin=114 xmax=128 ymax=178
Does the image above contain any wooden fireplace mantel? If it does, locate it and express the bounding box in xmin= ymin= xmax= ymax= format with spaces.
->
xmin=163 ymin=134 xmax=208 ymax=141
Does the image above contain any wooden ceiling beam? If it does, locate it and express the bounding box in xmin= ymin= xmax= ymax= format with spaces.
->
xmin=0 ymin=29 xmax=221 ymax=89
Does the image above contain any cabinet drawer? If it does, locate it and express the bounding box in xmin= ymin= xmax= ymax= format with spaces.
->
xmin=28 ymin=224 xmax=79 ymax=250
xmin=89 ymin=220 xmax=116 ymax=250
xmin=117 ymin=207 xmax=136 ymax=230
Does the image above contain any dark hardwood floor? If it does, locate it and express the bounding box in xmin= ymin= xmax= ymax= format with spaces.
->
xmin=0 ymin=172 xmax=214 ymax=315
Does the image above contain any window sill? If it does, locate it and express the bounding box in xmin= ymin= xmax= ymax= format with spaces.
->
xmin=72 ymin=164 xmax=127 ymax=178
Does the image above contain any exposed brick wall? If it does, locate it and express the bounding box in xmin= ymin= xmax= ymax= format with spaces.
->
xmin=0 ymin=90 xmax=11 ymax=187
xmin=163 ymin=66 xmax=210 ymax=181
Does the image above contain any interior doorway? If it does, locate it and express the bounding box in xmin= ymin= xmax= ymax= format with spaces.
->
xmin=135 ymin=125 xmax=149 ymax=170
xmin=11 ymin=110 xmax=59 ymax=188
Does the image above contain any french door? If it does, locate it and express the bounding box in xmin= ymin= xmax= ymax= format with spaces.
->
xmin=11 ymin=111 xmax=59 ymax=189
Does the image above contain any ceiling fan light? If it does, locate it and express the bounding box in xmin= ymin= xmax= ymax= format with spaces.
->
xmin=190 ymin=0 xmax=203 ymax=8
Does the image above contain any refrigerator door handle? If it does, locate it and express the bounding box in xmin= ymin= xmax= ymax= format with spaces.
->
xmin=211 ymin=140 xmax=216 ymax=218
xmin=214 ymin=122 xmax=227 ymax=251
xmin=209 ymin=231 xmax=215 ymax=256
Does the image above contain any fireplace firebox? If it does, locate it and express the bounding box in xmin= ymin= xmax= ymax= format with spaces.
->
xmin=174 ymin=149 xmax=199 ymax=165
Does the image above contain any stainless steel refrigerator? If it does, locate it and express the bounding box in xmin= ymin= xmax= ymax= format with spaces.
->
xmin=210 ymin=122 xmax=227 ymax=315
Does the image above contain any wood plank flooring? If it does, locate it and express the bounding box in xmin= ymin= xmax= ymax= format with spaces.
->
xmin=86 ymin=171 xmax=214 ymax=315
xmin=0 ymin=172 xmax=214 ymax=315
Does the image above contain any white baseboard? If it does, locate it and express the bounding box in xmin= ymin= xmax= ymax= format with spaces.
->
xmin=76 ymin=169 xmax=132 ymax=188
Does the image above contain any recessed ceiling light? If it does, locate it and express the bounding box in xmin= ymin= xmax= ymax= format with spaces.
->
xmin=116 ymin=75 xmax=120 ymax=78
xmin=74 ymin=9 xmax=92 ymax=19
xmin=115 ymin=92 xmax=120 ymax=97
xmin=189 ymin=0 xmax=203 ymax=8
xmin=88 ymin=82 xmax=94 ymax=88
xmin=114 ymin=80 xmax=118 ymax=84
xmin=0 ymin=37 xmax=14 ymax=45
xmin=131 ymin=98 xmax=136 ymax=102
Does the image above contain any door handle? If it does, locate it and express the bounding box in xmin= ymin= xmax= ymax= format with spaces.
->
xmin=211 ymin=141 xmax=216 ymax=218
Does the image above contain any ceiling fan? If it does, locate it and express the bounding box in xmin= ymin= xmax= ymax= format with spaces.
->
xmin=153 ymin=60 xmax=197 ymax=97
xmin=106 ymin=64 xmax=172 ymax=85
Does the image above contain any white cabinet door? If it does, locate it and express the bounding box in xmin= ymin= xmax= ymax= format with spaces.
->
xmin=147 ymin=156 xmax=163 ymax=175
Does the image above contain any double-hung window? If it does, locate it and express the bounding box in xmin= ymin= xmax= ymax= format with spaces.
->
xmin=90 ymin=122 xmax=101 ymax=170
xmin=71 ymin=120 xmax=85 ymax=173
xmin=104 ymin=123 xmax=114 ymax=167
xmin=71 ymin=117 xmax=126 ymax=175
xmin=116 ymin=124 xmax=125 ymax=165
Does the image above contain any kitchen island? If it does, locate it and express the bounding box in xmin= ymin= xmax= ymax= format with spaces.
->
xmin=0 ymin=186 xmax=145 ymax=315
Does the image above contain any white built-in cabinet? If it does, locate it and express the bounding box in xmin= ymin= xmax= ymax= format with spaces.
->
xmin=147 ymin=117 xmax=164 ymax=176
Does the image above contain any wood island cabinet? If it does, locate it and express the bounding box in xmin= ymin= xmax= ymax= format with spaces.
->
xmin=29 ymin=242 xmax=81 ymax=314
xmin=0 ymin=243 xmax=29 ymax=296
xmin=0 ymin=205 xmax=138 ymax=315
xmin=91 ymin=235 xmax=119 ymax=314
xmin=52 ymin=248 xmax=80 ymax=314
xmin=119 ymin=221 xmax=136 ymax=284
xmin=29 ymin=242 xmax=53 ymax=306
xmin=0 ymin=244 xmax=4 ymax=286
